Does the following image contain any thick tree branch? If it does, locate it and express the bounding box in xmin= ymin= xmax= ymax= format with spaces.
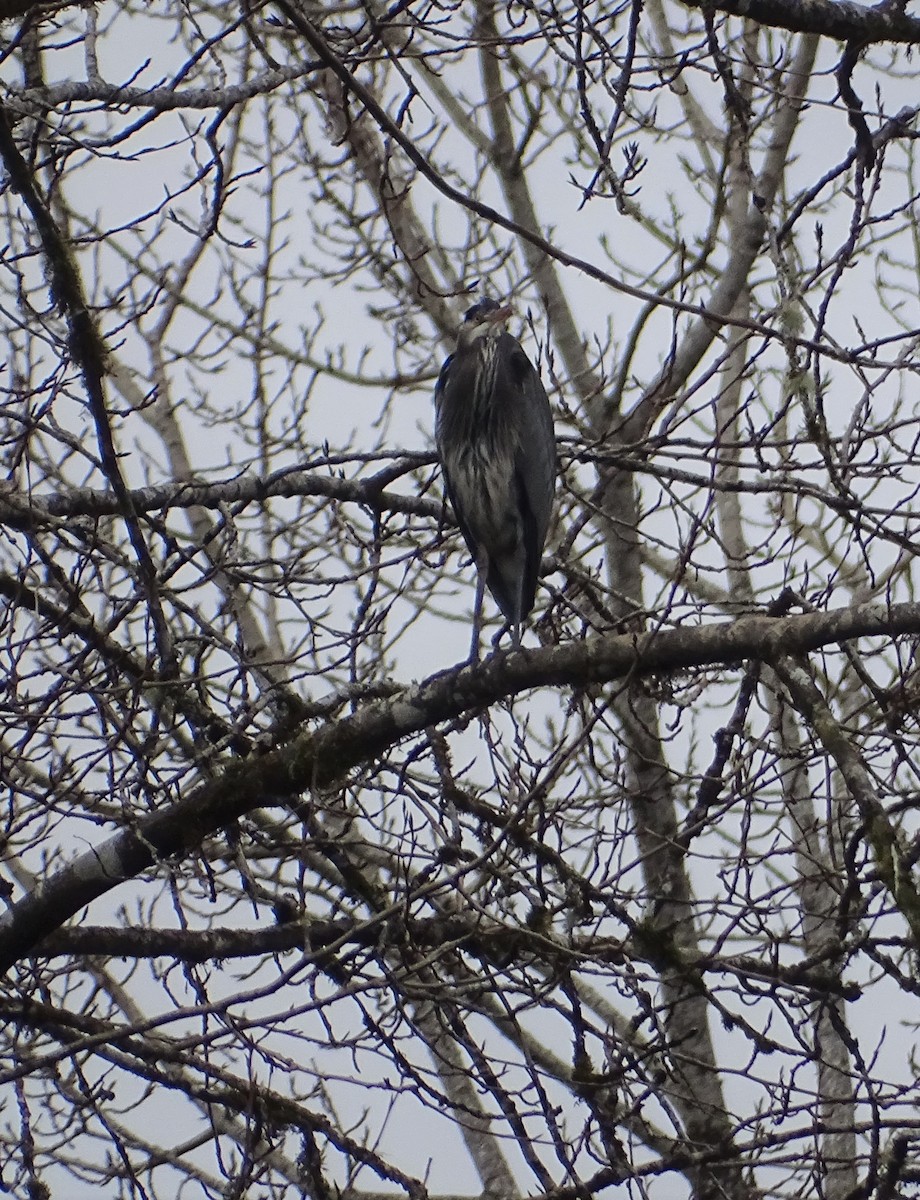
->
xmin=0 ymin=459 xmax=438 ymax=531
xmin=35 ymin=914 xmax=863 ymax=1001
xmin=3 ymin=599 xmax=920 ymax=973
xmin=9 ymin=65 xmax=315 ymax=112
xmin=680 ymin=0 xmax=920 ymax=43
xmin=0 ymin=0 xmax=72 ymax=17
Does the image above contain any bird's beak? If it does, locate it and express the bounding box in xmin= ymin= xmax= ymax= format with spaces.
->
xmin=487 ymin=304 xmax=514 ymax=324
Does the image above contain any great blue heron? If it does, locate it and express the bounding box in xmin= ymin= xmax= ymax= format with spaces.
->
xmin=434 ymin=298 xmax=555 ymax=653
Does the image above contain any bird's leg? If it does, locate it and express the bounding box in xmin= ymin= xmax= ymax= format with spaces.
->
xmin=470 ymin=559 xmax=487 ymax=662
xmin=491 ymin=622 xmax=510 ymax=651
xmin=510 ymin=593 xmax=522 ymax=650
xmin=491 ymin=618 xmax=517 ymax=651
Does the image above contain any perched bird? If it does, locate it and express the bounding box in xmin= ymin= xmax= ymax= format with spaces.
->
xmin=434 ymin=298 xmax=555 ymax=653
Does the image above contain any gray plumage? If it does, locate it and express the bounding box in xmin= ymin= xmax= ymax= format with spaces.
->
xmin=434 ymin=299 xmax=555 ymax=648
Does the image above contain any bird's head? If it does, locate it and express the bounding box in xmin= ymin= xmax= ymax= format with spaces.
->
xmin=456 ymin=298 xmax=513 ymax=350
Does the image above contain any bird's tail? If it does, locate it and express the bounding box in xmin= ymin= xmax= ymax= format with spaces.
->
xmin=486 ymin=557 xmax=524 ymax=645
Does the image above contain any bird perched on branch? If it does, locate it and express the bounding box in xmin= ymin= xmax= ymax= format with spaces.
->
xmin=434 ymin=298 xmax=555 ymax=655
